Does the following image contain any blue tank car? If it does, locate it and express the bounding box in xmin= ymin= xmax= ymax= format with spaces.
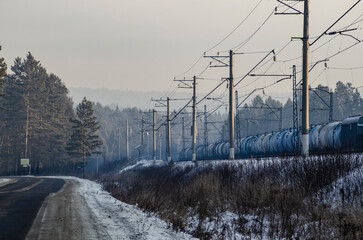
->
xmin=179 ymin=115 xmax=363 ymax=161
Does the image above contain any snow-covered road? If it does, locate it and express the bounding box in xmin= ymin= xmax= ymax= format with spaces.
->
xmin=27 ymin=176 xmax=195 ymax=240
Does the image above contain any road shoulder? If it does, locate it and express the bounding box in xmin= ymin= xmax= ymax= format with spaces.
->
xmin=26 ymin=178 xmax=110 ymax=240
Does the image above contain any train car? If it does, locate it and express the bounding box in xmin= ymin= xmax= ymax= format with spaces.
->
xmin=310 ymin=125 xmax=322 ymax=151
xmin=327 ymin=123 xmax=341 ymax=150
xmin=341 ymin=116 xmax=363 ymax=152
xmin=240 ymin=136 xmax=253 ymax=156
xmin=282 ymin=129 xmax=295 ymax=153
xmin=319 ymin=122 xmax=339 ymax=150
xmin=181 ymin=115 xmax=363 ymax=161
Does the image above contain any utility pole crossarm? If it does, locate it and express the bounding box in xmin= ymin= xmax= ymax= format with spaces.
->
xmin=151 ymin=98 xmax=167 ymax=107
xmin=275 ymin=0 xmax=303 ymax=15
xmin=310 ymin=0 xmax=361 ymax=46
xmin=174 ymin=78 xmax=193 ymax=89
xmin=197 ymin=79 xmax=227 ymax=105
xmin=310 ymin=89 xmax=330 ymax=108
xmin=238 ymin=106 xmax=280 ymax=110
xmin=203 ymin=54 xmax=229 ymax=68
xmin=249 ymin=74 xmax=292 ymax=77
xmin=309 ymin=59 xmax=329 ymax=72
xmin=234 ymin=50 xmax=275 ymax=87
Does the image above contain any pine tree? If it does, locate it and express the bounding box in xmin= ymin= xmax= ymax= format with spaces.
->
xmin=0 ymin=46 xmax=7 ymax=108
xmin=67 ymin=97 xmax=103 ymax=178
xmin=0 ymin=53 xmax=75 ymax=175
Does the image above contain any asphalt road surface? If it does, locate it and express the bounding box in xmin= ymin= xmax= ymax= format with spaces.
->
xmin=0 ymin=177 xmax=65 ymax=240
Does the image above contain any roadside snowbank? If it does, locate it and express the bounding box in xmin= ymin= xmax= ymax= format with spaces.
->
xmin=72 ymin=177 xmax=195 ymax=240
xmin=0 ymin=178 xmax=16 ymax=187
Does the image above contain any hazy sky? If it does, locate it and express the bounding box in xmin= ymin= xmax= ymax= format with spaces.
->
xmin=1 ymin=0 xmax=362 ymax=103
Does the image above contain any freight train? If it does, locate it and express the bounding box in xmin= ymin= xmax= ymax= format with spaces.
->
xmin=180 ymin=115 xmax=363 ymax=160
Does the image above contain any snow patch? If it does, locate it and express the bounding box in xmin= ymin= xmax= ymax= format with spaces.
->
xmin=69 ymin=176 xmax=195 ymax=240
xmin=0 ymin=178 xmax=16 ymax=187
xmin=119 ymin=159 xmax=166 ymax=173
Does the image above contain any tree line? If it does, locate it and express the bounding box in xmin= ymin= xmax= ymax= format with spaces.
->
xmin=1 ymin=51 xmax=362 ymax=169
xmin=86 ymin=81 xmax=363 ymax=162
xmin=235 ymin=81 xmax=363 ymax=138
xmin=0 ymin=52 xmax=102 ymax=175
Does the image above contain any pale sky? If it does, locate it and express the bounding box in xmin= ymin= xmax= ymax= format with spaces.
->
xmin=1 ymin=0 xmax=362 ymax=103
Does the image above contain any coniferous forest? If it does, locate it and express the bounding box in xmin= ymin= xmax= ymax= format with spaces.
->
xmin=0 ymin=53 xmax=75 ymax=174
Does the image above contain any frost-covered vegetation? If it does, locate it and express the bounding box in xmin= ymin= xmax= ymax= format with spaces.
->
xmin=101 ymin=155 xmax=363 ymax=239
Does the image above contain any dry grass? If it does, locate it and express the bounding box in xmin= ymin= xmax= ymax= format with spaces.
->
xmin=101 ymin=155 xmax=363 ymax=239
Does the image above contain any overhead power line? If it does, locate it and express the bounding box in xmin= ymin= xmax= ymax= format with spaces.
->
xmin=204 ymin=0 xmax=264 ymax=53
xmin=232 ymin=10 xmax=275 ymax=52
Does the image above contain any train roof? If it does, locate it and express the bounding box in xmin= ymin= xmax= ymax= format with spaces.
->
xmin=342 ymin=115 xmax=363 ymax=125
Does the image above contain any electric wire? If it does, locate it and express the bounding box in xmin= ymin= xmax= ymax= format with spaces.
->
xmin=204 ymin=0 xmax=264 ymax=53
xmin=232 ymin=10 xmax=275 ymax=52
xmin=328 ymin=66 xmax=363 ymax=70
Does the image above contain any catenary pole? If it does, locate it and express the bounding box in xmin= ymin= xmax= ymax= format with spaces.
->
xmin=229 ymin=50 xmax=235 ymax=160
xmin=167 ymin=97 xmax=171 ymax=163
xmin=235 ymin=91 xmax=241 ymax=141
xmin=153 ymin=109 xmax=157 ymax=161
xmin=192 ymin=76 xmax=197 ymax=162
xmin=126 ymin=120 xmax=129 ymax=161
xmin=159 ymin=131 xmax=162 ymax=160
xmin=204 ymin=105 xmax=208 ymax=159
xmin=118 ymin=129 xmax=121 ymax=161
xmin=301 ymin=0 xmax=310 ymax=157
xmin=329 ymin=92 xmax=333 ymax=122
xmin=141 ymin=116 xmax=144 ymax=157
xmin=279 ymin=108 xmax=283 ymax=131
xmin=182 ymin=117 xmax=186 ymax=159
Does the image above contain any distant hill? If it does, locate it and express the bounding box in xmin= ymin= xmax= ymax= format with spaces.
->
xmin=68 ymin=88 xmax=192 ymax=110
xmin=68 ymin=87 xmax=292 ymax=110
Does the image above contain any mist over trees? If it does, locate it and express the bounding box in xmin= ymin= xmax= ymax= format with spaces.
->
xmin=91 ymin=80 xmax=363 ymax=162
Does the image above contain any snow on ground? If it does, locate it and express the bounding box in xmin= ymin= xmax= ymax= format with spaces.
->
xmin=0 ymin=178 xmax=16 ymax=187
xmin=64 ymin=176 xmax=196 ymax=240
xmin=115 ymin=154 xmax=363 ymax=239
xmin=120 ymin=159 xmax=165 ymax=173
xmin=318 ymin=164 xmax=363 ymax=208
xmin=0 ymin=178 xmax=12 ymax=184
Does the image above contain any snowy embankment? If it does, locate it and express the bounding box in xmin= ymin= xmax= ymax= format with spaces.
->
xmin=318 ymin=164 xmax=363 ymax=208
xmin=72 ymin=176 xmax=196 ymax=240
xmin=120 ymin=159 xmax=165 ymax=173
xmin=112 ymin=155 xmax=363 ymax=239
